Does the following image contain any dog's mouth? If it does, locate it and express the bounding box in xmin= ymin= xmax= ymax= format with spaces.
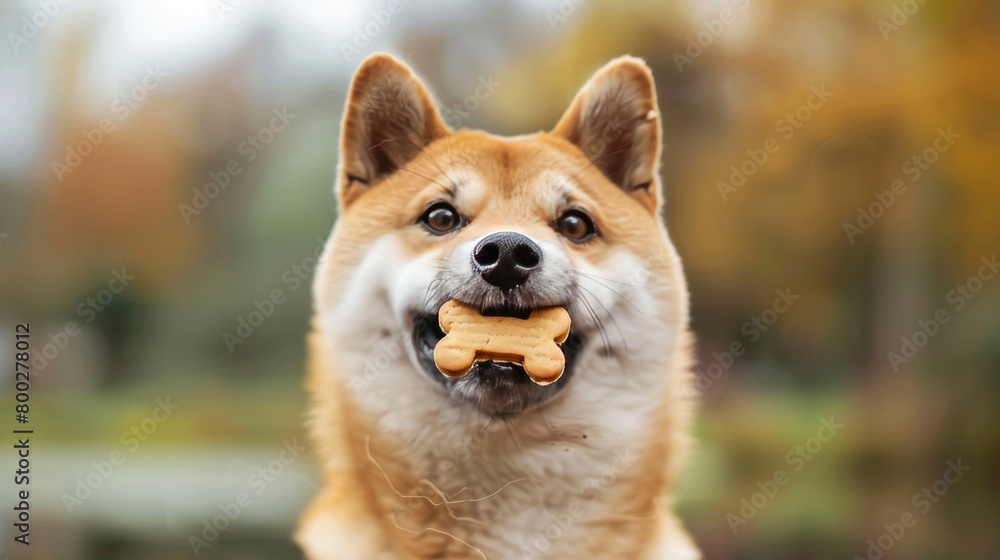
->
xmin=412 ymin=302 xmax=585 ymax=418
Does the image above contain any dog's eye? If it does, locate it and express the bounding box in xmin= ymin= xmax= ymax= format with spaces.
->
xmin=419 ymin=202 xmax=462 ymax=234
xmin=556 ymin=210 xmax=596 ymax=242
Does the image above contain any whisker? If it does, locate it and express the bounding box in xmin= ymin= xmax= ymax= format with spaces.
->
xmin=536 ymin=408 xmax=562 ymax=441
xmin=367 ymin=134 xmax=406 ymax=151
xmin=421 ymin=277 xmax=445 ymax=312
xmin=502 ymin=418 xmax=525 ymax=456
xmin=480 ymin=415 xmax=496 ymax=437
xmin=575 ymin=291 xmax=610 ymax=356
xmin=575 ymin=272 xmax=643 ymax=314
xmin=384 ymin=136 xmax=461 ymax=193
xmin=414 ymin=145 xmax=461 ymax=193
xmin=578 ymin=284 xmax=628 ymax=352
xmin=569 ymin=146 xmax=634 ymax=181
xmin=574 ymin=270 xmax=644 ymax=288
xmin=391 ymin=164 xmax=453 ymax=191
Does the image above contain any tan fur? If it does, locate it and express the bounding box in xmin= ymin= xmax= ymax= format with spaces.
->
xmin=297 ymin=53 xmax=699 ymax=559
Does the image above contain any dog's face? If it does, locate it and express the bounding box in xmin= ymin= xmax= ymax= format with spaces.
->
xmin=315 ymin=54 xmax=686 ymax=421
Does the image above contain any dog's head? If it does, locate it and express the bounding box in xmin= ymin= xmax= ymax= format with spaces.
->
xmin=315 ymin=54 xmax=687 ymax=421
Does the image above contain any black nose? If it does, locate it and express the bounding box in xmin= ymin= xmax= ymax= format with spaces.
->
xmin=472 ymin=232 xmax=542 ymax=292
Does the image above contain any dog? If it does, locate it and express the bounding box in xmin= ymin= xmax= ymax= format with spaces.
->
xmin=296 ymin=52 xmax=699 ymax=560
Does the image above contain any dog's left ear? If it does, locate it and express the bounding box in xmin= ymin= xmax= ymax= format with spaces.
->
xmin=552 ymin=56 xmax=662 ymax=213
xmin=338 ymin=53 xmax=451 ymax=208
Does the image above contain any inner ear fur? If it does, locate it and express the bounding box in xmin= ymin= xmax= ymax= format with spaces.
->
xmin=338 ymin=53 xmax=450 ymax=207
xmin=552 ymin=56 xmax=663 ymax=213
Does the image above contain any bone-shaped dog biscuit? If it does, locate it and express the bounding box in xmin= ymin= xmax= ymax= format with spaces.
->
xmin=433 ymin=300 xmax=571 ymax=385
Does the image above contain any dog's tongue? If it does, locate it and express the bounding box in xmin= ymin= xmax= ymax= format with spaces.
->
xmin=434 ymin=300 xmax=571 ymax=385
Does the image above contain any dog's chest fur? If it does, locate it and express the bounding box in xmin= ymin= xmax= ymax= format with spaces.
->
xmin=315 ymin=294 xmax=682 ymax=559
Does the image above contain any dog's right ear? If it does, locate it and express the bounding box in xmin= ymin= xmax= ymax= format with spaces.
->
xmin=552 ymin=56 xmax=662 ymax=214
xmin=337 ymin=53 xmax=451 ymax=208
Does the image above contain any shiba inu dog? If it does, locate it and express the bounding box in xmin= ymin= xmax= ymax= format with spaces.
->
xmin=297 ymin=53 xmax=699 ymax=559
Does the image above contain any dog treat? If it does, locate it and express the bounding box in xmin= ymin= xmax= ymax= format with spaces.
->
xmin=434 ymin=300 xmax=571 ymax=385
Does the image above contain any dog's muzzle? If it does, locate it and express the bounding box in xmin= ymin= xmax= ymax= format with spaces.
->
xmin=411 ymin=306 xmax=585 ymax=418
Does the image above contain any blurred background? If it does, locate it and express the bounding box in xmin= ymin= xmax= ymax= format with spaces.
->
xmin=1 ymin=0 xmax=998 ymax=558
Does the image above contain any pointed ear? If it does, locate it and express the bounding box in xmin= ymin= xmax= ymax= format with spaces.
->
xmin=337 ymin=53 xmax=450 ymax=207
xmin=552 ymin=56 xmax=662 ymax=213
